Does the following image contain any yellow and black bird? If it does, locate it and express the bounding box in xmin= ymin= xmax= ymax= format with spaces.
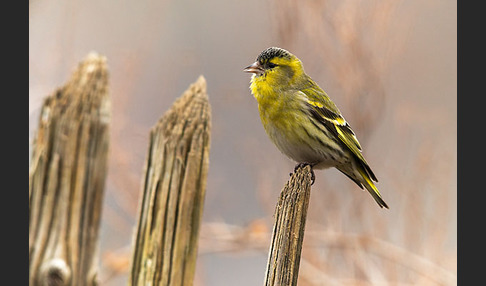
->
xmin=244 ymin=47 xmax=388 ymax=209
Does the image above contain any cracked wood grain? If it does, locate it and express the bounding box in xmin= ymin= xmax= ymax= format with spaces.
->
xmin=29 ymin=52 xmax=110 ymax=286
xmin=129 ymin=76 xmax=211 ymax=286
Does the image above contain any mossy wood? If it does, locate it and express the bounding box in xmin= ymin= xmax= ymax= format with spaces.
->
xmin=264 ymin=165 xmax=313 ymax=286
xmin=129 ymin=76 xmax=211 ymax=286
xmin=29 ymin=53 xmax=110 ymax=286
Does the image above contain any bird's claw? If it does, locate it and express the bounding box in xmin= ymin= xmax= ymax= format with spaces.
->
xmin=293 ymin=163 xmax=315 ymax=185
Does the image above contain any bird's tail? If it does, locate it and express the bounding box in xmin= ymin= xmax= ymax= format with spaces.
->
xmin=357 ymin=166 xmax=389 ymax=209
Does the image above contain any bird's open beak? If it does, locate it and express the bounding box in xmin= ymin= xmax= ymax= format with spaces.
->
xmin=244 ymin=61 xmax=264 ymax=76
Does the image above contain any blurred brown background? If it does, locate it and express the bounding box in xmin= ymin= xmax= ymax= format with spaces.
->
xmin=29 ymin=0 xmax=456 ymax=285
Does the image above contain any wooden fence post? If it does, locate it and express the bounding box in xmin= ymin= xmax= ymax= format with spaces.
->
xmin=29 ymin=53 xmax=110 ymax=286
xmin=263 ymin=165 xmax=313 ymax=286
xmin=129 ymin=76 xmax=211 ymax=286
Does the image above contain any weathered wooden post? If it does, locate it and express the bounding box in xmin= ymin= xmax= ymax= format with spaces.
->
xmin=129 ymin=76 xmax=211 ymax=286
xmin=263 ymin=165 xmax=313 ymax=286
xmin=29 ymin=53 xmax=110 ymax=286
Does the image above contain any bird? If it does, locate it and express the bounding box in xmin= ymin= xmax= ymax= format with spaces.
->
xmin=244 ymin=47 xmax=388 ymax=209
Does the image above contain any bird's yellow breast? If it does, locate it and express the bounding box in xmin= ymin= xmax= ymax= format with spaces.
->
xmin=250 ymin=75 xmax=308 ymax=140
xmin=250 ymin=75 xmax=284 ymax=126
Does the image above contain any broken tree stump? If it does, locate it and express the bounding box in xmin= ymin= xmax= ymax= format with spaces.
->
xmin=129 ymin=76 xmax=211 ymax=286
xmin=263 ymin=165 xmax=313 ymax=286
xmin=29 ymin=53 xmax=110 ymax=286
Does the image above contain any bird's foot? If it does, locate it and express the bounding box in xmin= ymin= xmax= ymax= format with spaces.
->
xmin=293 ymin=162 xmax=315 ymax=185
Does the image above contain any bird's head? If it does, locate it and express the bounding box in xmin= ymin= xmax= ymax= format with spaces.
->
xmin=244 ymin=47 xmax=305 ymax=88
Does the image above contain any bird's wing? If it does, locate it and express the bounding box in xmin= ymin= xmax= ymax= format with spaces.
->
xmin=300 ymin=87 xmax=378 ymax=181
xmin=299 ymin=87 xmax=362 ymax=151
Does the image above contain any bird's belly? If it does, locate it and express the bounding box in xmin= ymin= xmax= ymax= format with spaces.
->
xmin=264 ymin=119 xmax=348 ymax=169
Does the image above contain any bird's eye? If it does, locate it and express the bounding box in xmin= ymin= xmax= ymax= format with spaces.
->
xmin=267 ymin=62 xmax=277 ymax=69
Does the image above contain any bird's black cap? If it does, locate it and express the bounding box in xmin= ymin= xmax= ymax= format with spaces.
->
xmin=256 ymin=47 xmax=292 ymax=63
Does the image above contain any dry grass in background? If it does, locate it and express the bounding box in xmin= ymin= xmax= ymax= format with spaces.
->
xmin=263 ymin=1 xmax=456 ymax=285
